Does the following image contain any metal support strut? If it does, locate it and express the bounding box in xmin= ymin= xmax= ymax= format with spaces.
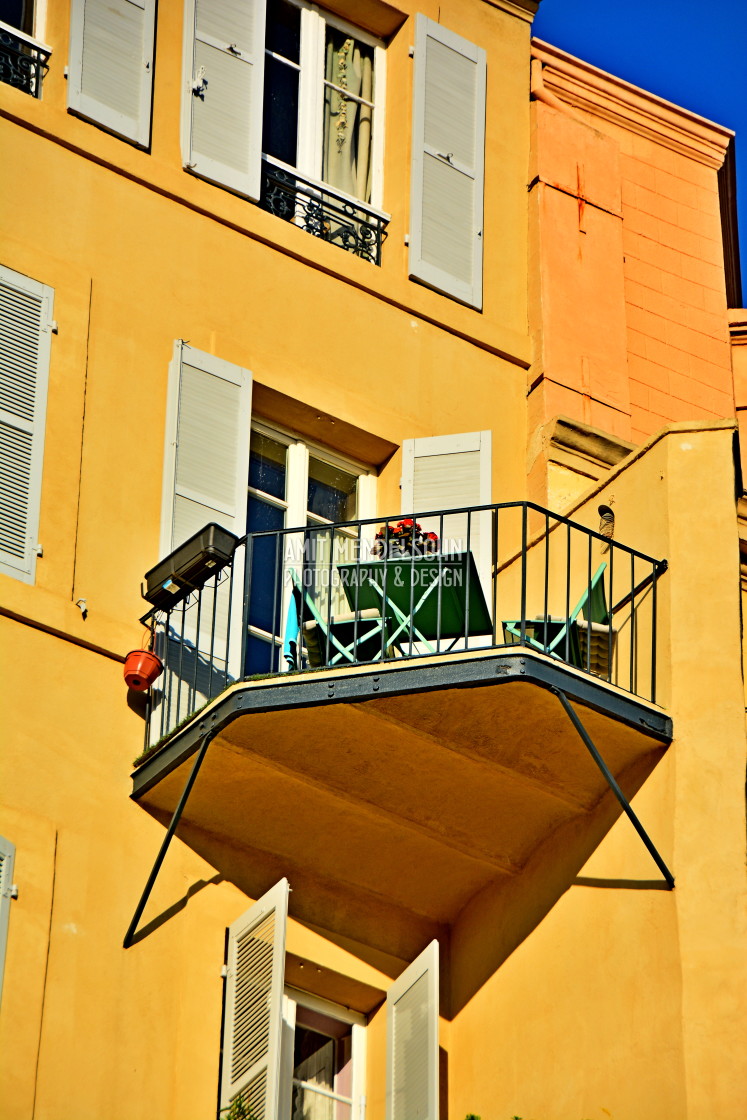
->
xmin=553 ymin=688 xmax=675 ymax=889
xmin=123 ymin=729 xmax=216 ymax=948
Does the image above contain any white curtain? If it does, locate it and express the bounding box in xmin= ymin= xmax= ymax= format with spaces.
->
xmin=322 ymin=36 xmax=373 ymax=201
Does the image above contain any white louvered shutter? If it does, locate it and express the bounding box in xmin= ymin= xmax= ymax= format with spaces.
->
xmin=154 ymin=343 xmax=252 ymax=737
xmin=182 ymin=0 xmax=266 ymax=200
xmin=220 ymin=878 xmax=289 ymax=1116
xmin=68 ymin=0 xmax=156 ymax=147
xmin=386 ymin=939 xmax=439 ymax=1120
xmin=409 ymin=16 xmax=486 ymax=309
xmin=162 ymin=342 xmax=252 ymax=553
xmin=0 ymin=266 xmax=53 ymax=584
xmin=402 ymin=431 xmax=491 ymax=592
xmin=0 ymin=835 xmax=16 ymax=1008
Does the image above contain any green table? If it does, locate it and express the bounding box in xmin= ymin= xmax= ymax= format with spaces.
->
xmin=337 ymin=551 xmax=493 ymax=654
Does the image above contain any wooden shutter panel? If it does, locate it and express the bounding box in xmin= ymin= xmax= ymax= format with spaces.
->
xmin=68 ymin=0 xmax=156 ymax=147
xmin=402 ymin=431 xmax=491 ymax=590
xmin=220 ymin=878 xmax=289 ymax=1116
xmin=386 ymin=939 xmax=439 ymax=1120
xmin=409 ymin=16 xmax=486 ymax=309
xmin=181 ymin=0 xmax=266 ymax=200
xmin=0 ymin=266 xmax=53 ymax=584
xmin=0 ymin=835 xmax=16 ymax=1008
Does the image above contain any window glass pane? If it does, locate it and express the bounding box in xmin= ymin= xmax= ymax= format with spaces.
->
xmin=322 ymin=29 xmax=375 ymax=202
xmin=245 ymin=633 xmax=281 ymax=675
xmin=263 ymin=57 xmax=299 ymax=165
xmin=247 ymin=498 xmax=284 ymax=634
xmin=266 ymin=0 xmax=300 ymax=63
xmin=292 ymin=1008 xmax=354 ymax=1120
xmin=292 ymin=1085 xmax=351 ymax=1120
xmin=263 ymin=0 xmax=300 ymax=165
xmin=0 ymin=0 xmax=31 ymax=34
xmin=250 ymin=432 xmax=287 ymax=499
xmin=308 ymin=458 xmax=357 ymax=523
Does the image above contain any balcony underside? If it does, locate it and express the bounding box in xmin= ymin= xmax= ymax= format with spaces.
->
xmin=131 ymin=650 xmax=671 ymax=956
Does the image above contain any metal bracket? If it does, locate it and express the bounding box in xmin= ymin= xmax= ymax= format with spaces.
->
xmin=123 ymin=728 xmax=217 ymax=947
xmin=553 ymin=688 xmax=674 ymax=889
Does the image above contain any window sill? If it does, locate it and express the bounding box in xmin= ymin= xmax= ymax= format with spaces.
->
xmin=0 ymin=20 xmax=51 ymax=99
xmin=260 ymin=159 xmax=389 ymax=266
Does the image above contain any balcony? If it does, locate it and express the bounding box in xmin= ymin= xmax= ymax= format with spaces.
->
xmin=260 ymin=159 xmax=389 ymax=265
xmin=127 ymin=503 xmax=672 ymax=951
xmin=0 ymin=21 xmax=50 ymax=98
xmin=138 ymin=502 xmax=666 ymax=746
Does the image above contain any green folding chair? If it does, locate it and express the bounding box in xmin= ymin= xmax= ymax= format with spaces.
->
xmin=283 ymin=568 xmax=398 ymax=669
xmin=503 ymin=562 xmax=615 ymax=675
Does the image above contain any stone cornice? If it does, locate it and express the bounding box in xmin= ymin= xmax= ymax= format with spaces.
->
xmin=483 ymin=0 xmax=540 ymax=23
xmin=531 ymin=39 xmax=733 ymax=170
xmin=729 ymin=312 xmax=747 ymax=346
xmin=548 ymin=416 xmax=635 ymax=469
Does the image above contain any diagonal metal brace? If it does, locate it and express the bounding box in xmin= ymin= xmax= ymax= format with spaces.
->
xmin=123 ymin=729 xmax=217 ymax=948
xmin=553 ymin=688 xmax=674 ymax=889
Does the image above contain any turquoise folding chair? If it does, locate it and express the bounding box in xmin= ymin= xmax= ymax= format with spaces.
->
xmin=283 ymin=568 xmax=397 ymax=669
xmin=502 ymin=562 xmax=614 ymax=674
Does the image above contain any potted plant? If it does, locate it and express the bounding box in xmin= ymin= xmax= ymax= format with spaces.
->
xmin=372 ymin=519 xmax=439 ymax=558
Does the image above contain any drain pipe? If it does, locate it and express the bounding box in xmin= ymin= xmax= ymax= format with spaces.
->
xmin=530 ymin=57 xmax=587 ymax=124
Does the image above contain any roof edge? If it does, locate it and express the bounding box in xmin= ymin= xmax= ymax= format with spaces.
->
xmin=531 ymin=38 xmax=733 ymax=169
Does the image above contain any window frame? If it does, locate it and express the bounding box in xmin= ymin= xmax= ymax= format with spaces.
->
xmin=262 ymin=0 xmax=387 ymax=211
xmin=280 ymin=985 xmax=367 ymax=1120
xmin=246 ymin=419 xmax=377 ymax=666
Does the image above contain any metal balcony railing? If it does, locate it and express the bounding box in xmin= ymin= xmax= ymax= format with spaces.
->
xmin=0 ymin=21 xmax=50 ymax=98
xmin=260 ymin=159 xmax=389 ymax=265
xmin=139 ymin=502 xmax=667 ymax=749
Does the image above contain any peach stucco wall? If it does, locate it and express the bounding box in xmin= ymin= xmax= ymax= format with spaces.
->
xmin=528 ymin=41 xmax=737 ymax=502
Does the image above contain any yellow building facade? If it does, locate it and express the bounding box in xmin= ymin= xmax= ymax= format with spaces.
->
xmin=0 ymin=1 xmax=745 ymax=1118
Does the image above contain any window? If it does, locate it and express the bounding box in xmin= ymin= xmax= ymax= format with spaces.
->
xmin=262 ymin=0 xmax=383 ymax=207
xmin=220 ymin=879 xmax=439 ymax=1120
xmin=280 ymin=989 xmax=366 ymax=1120
xmin=0 ymin=264 xmax=53 ymax=584
xmin=246 ymin=422 xmax=375 ymax=675
xmin=158 ymin=344 xmax=376 ymax=695
xmin=181 ymin=0 xmax=388 ymax=263
xmin=67 ymin=0 xmax=156 ymax=146
xmin=0 ymin=1 xmax=50 ymax=98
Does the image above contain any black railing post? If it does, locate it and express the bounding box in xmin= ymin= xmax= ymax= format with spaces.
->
xmin=437 ymin=513 xmax=445 ymax=653
xmin=520 ymin=505 xmax=528 ymax=646
xmin=223 ymin=555 xmax=235 ymax=690
xmin=564 ymin=523 xmax=572 ymax=663
xmin=651 ymin=560 xmax=658 ymax=704
xmin=630 ymin=553 xmax=636 ymax=694
xmin=243 ymin=534 xmax=255 ymax=678
xmin=542 ymin=512 xmax=550 ymax=652
xmin=491 ymin=507 xmax=498 ymax=647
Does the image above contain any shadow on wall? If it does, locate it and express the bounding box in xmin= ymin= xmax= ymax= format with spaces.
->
xmin=448 ymin=747 xmax=668 ymax=1016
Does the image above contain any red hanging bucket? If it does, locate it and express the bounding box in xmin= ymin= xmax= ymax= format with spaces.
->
xmin=123 ymin=648 xmax=163 ymax=691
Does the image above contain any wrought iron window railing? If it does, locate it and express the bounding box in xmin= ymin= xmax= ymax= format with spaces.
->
xmin=260 ymin=159 xmax=388 ymax=265
xmin=138 ymin=502 xmax=667 ymax=750
xmin=0 ymin=21 xmax=50 ymax=98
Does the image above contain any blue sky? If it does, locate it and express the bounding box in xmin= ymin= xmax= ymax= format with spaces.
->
xmin=532 ymin=0 xmax=747 ymax=296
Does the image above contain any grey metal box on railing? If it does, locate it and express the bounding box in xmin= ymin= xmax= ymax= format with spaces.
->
xmin=143 ymin=523 xmax=239 ymax=610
